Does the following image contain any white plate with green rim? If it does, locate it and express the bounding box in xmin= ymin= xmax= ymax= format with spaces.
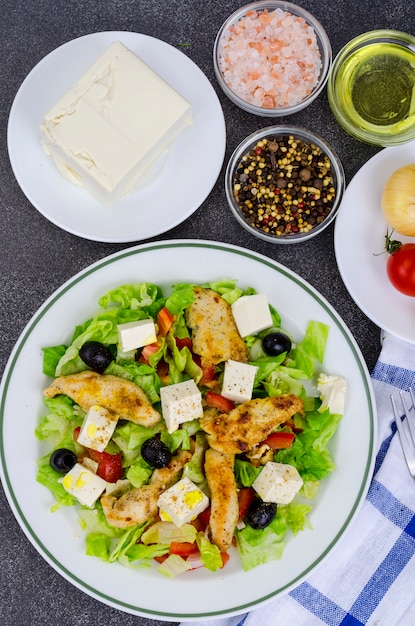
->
xmin=0 ymin=240 xmax=376 ymax=620
xmin=334 ymin=141 xmax=415 ymax=343
xmin=7 ymin=32 xmax=225 ymax=243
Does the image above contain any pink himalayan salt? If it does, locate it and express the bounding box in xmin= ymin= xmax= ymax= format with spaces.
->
xmin=218 ymin=8 xmax=322 ymax=109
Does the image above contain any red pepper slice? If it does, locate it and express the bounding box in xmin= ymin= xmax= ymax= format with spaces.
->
xmin=199 ymin=363 xmax=216 ymax=386
xmin=157 ymin=306 xmax=174 ymax=336
xmin=154 ymin=554 xmax=169 ymax=564
xmin=263 ymin=431 xmax=295 ymax=449
xmin=192 ymin=355 xmax=216 ymax=386
xmin=169 ymin=542 xmax=199 ymax=557
xmin=175 ymin=337 xmax=193 ymax=351
xmin=237 ymin=487 xmax=255 ymax=521
xmin=205 ymin=391 xmax=235 ymax=413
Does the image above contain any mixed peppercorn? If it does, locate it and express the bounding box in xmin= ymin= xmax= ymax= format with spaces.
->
xmin=232 ymin=135 xmax=336 ymax=237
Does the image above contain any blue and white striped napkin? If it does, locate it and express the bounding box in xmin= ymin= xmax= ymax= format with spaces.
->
xmin=181 ymin=331 xmax=415 ymax=626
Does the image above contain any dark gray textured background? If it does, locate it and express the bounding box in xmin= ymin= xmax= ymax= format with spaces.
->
xmin=1 ymin=1 xmax=413 ymax=624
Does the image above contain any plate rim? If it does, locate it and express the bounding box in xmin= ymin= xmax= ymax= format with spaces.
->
xmin=0 ymin=239 xmax=377 ymax=620
xmin=7 ymin=32 xmax=226 ymax=243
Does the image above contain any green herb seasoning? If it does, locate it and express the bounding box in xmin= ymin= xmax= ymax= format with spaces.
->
xmin=232 ymin=135 xmax=336 ymax=237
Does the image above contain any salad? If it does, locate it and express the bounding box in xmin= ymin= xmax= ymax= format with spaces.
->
xmin=36 ymin=279 xmax=345 ymax=577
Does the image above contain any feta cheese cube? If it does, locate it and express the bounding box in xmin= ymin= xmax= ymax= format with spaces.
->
xmin=60 ymin=463 xmax=107 ymax=507
xmin=221 ymin=359 xmax=258 ymax=403
xmin=117 ymin=319 xmax=157 ymax=352
xmin=76 ymin=405 xmax=118 ymax=452
xmin=160 ymin=379 xmax=203 ymax=433
xmin=317 ymin=373 xmax=347 ymax=415
xmin=231 ymin=294 xmax=273 ymax=337
xmin=157 ymin=477 xmax=209 ymax=527
xmin=252 ymin=461 xmax=303 ymax=504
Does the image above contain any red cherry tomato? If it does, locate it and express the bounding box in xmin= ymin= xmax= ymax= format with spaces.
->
xmin=385 ymin=231 xmax=415 ymax=297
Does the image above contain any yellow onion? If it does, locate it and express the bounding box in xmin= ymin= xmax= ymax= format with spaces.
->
xmin=381 ymin=164 xmax=415 ymax=236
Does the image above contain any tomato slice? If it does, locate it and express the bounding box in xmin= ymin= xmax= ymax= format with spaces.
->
xmin=88 ymin=449 xmax=123 ymax=483
xmin=263 ymin=431 xmax=295 ymax=449
xmin=169 ymin=541 xmax=199 ymax=557
xmin=205 ymin=391 xmax=235 ymax=413
xmin=220 ymin=551 xmax=230 ymax=568
xmin=237 ymin=487 xmax=255 ymax=521
xmin=157 ymin=306 xmax=174 ymax=336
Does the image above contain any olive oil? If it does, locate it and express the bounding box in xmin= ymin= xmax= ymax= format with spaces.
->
xmin=331 ymin=41 xmax=415 ymax=141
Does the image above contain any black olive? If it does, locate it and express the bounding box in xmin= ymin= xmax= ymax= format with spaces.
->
xmin=79 ymin=341 xmax=114 ymax=374
xmin=141 ymin=437 xmax=172 ymax=468
xmin=262 ymin=332 xmax=292 ymax=357
xmin=50 ymin=448 xmax=77 ymax=473
xmin=246 ymin=499 xmax=277 ymax=529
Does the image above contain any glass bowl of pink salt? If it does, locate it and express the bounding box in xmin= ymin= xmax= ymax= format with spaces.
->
xmin=214 ymin=1 xmax=332 ymax=116
xmin=225 ymin=125 xmax=345 ymax=243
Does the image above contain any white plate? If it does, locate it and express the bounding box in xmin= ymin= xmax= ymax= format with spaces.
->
xmin=334 ymin=142 xmax=415 ymax=343
xmin=0 ymin=240 xmax=376 ymax=621
xmin=7 ymin=33 xmax=225 ymax=242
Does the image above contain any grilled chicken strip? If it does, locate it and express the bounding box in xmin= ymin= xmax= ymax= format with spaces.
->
xmin=101 ymin=450 xmax=192 ymax=528
xmin=185 ymin=287 xmax=248 ymax=367
xmin=201 ymin=394 xmax=304 ymax=454
xmin=205 ymin=449 xmax=239 ymax=552
xmin=43 ymin=370 xmax=161 ymax=427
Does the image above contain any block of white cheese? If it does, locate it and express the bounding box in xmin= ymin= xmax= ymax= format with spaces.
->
xmin=160 ymin=379 xmax=203 ymax=433
xmin=158 ymin=477 xmax=209 ymax=527
xmin=231 ymin=294 xmax=273 ymax=337
xmin=76 ymin=404 xmax=118 ymax=452
xmin=221 ymin=359 xmax=258 ymax=403
xmin=317 ymin=373 xmax=347 ymax=415
xmin=117 ymin=319 xmax=157 ymax=352
xmin=40 ymin=41 xmax=192 ymax=204
xmin=252 ymin=461 xmax=303 ymax=504
xmin=60 ymin=463 xmax=107 ymax=507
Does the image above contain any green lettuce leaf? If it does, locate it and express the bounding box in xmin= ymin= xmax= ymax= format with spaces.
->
xmin=42 ymin=345 xmax=67 ymax=377
xmin=234 ymin=459 xmax=262 ymax=487
xmin=98 ymin=282 xmax=162 ymax=310
xmin=235 ymin=513 xmax=287 ymax=571
xmin=292 ymin=321 xmax=329 ymax=378
xmin=196 ymin=532 xmax=223 ymax=571
xmin=108 ymin=522 xmax=150 ymax=562
xmin=141 ymin=521 xmax=197 ymax=545
xmin=157 ymin=554 xmax=193 ymax=578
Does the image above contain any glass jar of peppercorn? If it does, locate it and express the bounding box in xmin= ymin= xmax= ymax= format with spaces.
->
xmin=225 ymin=126 xmax=345 ymax=243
